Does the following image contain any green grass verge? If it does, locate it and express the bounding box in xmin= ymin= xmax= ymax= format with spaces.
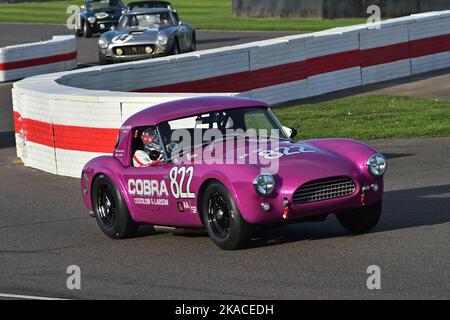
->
xmin=0 ymin=0 xmax=366 ymax=31
xmin=274 ymin=95 xmax=450 ymax=140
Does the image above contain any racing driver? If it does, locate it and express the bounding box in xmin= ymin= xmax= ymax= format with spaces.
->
xmin=133 ymin=128 xmax=164 ymax=167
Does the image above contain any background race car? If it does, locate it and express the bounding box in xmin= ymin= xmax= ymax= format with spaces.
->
xmin=97 ymin=2 xmax=196 ymax=64
xmin=125 ymin=0 xmax=174 ymax=11
xmin=75 ymin=0 xmax=125 ymax=38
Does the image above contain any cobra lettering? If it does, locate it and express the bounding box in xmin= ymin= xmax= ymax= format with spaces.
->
xmin=128 ymin=179 xmax=169 ymax=197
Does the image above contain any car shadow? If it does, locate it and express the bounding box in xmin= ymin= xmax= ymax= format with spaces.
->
xmin=383 ymin=153 xmax=414 ymax=160
xmin=0 ymin=132 xmax=15 ymax=149
xmin=244 ymin=184 xmax=450 ymax=249
xmin=197 ymin=37 xmax=248 ymax=45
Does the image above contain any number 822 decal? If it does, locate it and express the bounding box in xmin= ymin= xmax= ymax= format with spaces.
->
xmin=169 ymin=166 xmax=195 ymax=199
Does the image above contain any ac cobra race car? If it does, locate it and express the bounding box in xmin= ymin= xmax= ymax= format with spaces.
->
xmin=81 ymin=97 xmax=387 ymax=249
xmin=97 ymin=1 xmax=195 ymax=64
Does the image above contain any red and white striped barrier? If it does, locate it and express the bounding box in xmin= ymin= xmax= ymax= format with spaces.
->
xmin=409 ymin=11 xmax=450 ymax=74
xmin=12 ymin=11 xmax=450 ymax=177
xmin=0 ymin=35 xmax=77 ymax=82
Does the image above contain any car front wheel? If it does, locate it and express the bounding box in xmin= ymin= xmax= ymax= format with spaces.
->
xmin=83 ymin=21 xmax=92 ymax=38
xmin=75 ymin=28 xmax=83 ymax=37
xmin=92 ymin=174 xmax=139 ymax=239
xmin=171 ymin=38 xmax=180 ymax=55
xmin=99 ymin=53 xmax=110 ymax=65
xmin=336 ymin=202 xmax=382 ymax=234
xmin=201 ymin=182 xmax=253 ymax=250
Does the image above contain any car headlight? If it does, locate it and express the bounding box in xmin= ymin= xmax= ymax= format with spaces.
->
xmin=367 ymin=154 xmax=387 ymax=176
xmin=144 ymin=46 xmax=153 ymax=54
xmin=157 ymin=34 xmax=168 ymax=46
xmin=115 ymin=48 xmax=123 ymax=56
xmin=98 ymin=38 xmax=108 ymax=49
xmin=88 ymin=16 xmax=96 ymax=24
xmin=253 ymin=175 xmax=275 ymax=196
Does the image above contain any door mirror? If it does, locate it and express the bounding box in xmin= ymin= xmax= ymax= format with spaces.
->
xmin=282 ymin=126 xmax=297 ymax=139
xmin=289 ymin=128 xmax=298 ymax=139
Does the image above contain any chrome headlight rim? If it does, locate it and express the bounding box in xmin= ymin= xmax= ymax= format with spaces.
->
xmin=157 ymin=34 xmax=168 ymax=46
xmin=253 ymin=174 xmax=275 ymax=196
xmin=367 ymin=153 xmax=387 ymax=176
xmin=87 ymin=16 xmax=96 ymax=24
xmin=98 ymin=38 xmax=109 ymax=49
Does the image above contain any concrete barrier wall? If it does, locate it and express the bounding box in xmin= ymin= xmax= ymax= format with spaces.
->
xmin=12 ymin=11 xmax=450 ymax=177
xmin=0 ymin=35 xmax=77 ymax=82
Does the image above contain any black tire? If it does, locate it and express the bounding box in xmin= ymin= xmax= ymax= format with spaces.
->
xmin=190 ymin=31 xmax=196 ymax=52
xmin=99 ymin=53 xmax=109 ymax=65
xmin=201 ymin=181 xmax=253 ymax=250
xmin=336 ymin=202 xmax=382 ymax=234
xmin=92 ymin=174 xmax=139 ymax=239
xmin=83 ymin=20 xmax=92 ymax=38
xmin=171 ymin=38 xmax=180 ymax=55
xmin=75 ymin=28 xmax=83 ymax=37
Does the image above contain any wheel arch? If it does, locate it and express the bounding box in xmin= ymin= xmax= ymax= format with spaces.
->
xmin=196 ymin=173 xmax=247 ymax=225
xmin=196 ymin=178 xmax=222 ymax=225
xmin=89 ymin=169 xmax=136 ymax=221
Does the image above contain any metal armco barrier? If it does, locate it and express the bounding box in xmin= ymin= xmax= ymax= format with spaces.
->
xmin=12 ymin=11 xmax=450 ymax=177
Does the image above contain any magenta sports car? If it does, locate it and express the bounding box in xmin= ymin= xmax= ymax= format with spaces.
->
xmin=81 ymin=96 xmax=386 ymax=249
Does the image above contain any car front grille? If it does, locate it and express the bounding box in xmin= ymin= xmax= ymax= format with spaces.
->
xmin=292 ymin=176 xmax=356 ymax=204
xmin=115 ymin=45 xmax=154 ymax=56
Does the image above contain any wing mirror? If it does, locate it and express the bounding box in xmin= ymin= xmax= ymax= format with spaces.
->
xmin=282 ymin=126 xmax=297 ymax=139
xmin=290 ymin=128 xmax=298 ymax=139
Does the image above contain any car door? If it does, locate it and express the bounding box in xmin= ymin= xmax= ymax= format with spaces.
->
xmin=123 ymin=163 xmax=171 ymax=214
xmin=123 ymin=161 xmax=200 ymax=226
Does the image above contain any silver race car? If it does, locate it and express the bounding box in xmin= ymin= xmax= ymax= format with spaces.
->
xmin=97 ymin=3 xmax=196 ymax=64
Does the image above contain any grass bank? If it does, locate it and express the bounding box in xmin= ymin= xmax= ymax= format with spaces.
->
xmin=274 ymin=95 xmax=450 ymax=140
xmin=0 ymin=0 xmax=365 ymax=31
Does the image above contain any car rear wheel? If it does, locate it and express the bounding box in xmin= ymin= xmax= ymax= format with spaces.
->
xmin=92 ymin=174 xmax=139 ymax=239
xmin=336 ymin=202 xmax=382 ymax=234
xmin=83 ymin=21 xmax=92 ymax=38
xmin=201 ymin=182 xmax=253 ymax=250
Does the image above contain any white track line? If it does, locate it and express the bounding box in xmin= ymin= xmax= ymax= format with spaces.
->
xmin=0 ymin=293 xmax=69 ymax=300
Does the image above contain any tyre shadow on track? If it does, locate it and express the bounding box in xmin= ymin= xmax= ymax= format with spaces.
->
xmin=0 ymin=132 xmax=15 ymax=149
xmin=243 ymin=184 xmax=450 ymax=249
xmin=382 ymin=153 xmax=414 ymax=160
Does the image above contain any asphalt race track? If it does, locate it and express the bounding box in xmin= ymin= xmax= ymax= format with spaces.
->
xmin=0 ymin=23 xmax=449 ymax=300
xmin=0 ymin=137 xmax=449 ymax=299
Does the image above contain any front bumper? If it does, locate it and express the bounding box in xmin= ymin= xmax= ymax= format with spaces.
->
xmin=239 ymin=176 xmax=384 ymax=225
xmin=99 ymin=43 xmax=167 ymax=63
xmin=89 ymin=19 xmax=119 ymax=32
